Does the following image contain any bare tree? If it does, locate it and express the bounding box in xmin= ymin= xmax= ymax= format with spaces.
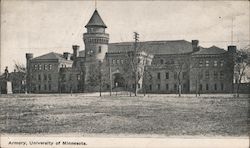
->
xmin=234 ymin=45 xmax=250 ymax=97
xmin=14 ymin=62 xmax=26 ymax=73
xmin=172 ymin=55 xmax=189 ymax=97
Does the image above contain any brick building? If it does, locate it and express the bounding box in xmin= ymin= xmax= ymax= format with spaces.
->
xmin=25 ymin=9 xmax=235 ymax=94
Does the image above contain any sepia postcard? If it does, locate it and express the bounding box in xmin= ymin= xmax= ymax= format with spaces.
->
xmin=0 ymin=0 xmax=249 ymax=147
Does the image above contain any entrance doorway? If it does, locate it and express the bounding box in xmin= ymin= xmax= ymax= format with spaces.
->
xmin=113 ymin=73 xmax=125 ymax=88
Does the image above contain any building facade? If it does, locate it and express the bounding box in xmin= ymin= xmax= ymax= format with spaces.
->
xmin=25 ymin=9 xmax=236 ymax=94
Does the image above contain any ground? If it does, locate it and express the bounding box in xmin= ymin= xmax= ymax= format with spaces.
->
xmin=0 ymin=93 xmax=249 ymax=136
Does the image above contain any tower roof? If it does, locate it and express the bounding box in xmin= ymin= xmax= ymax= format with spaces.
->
xmin=85 ymin=10 xmax=107 ymax=28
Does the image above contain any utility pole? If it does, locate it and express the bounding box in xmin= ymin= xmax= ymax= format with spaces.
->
xmin=231 ymin=17 xmax=234 ymax=45
xmin=109 ymin=59 xmax=112 ymax=96
xmin=134 ymin=32 xmax=139 ymax=96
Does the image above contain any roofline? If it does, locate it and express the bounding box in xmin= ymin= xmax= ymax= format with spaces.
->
xmin=109 ymin=39 xmax=189 ymax=44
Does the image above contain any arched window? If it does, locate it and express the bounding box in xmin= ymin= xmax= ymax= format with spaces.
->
xmin=99 ymin=46 xmax=102 ymax=53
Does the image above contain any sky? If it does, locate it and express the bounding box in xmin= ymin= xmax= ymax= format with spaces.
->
xmin=1 ymin=0 xmax=249 ymax=72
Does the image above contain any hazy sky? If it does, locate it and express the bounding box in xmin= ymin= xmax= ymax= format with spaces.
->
xmin=1 ymin=0 xmax=249 ymax=72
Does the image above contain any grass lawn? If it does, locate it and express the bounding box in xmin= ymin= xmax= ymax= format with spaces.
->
xmin=0 ymin=93 xmax=249 ymax=136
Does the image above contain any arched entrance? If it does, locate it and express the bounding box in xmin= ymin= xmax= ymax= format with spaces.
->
xmin=113 ymin=73 xmax=125 ymax=88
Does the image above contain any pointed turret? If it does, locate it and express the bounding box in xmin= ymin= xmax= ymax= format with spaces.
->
xmin=85 ymin=10 xmax=107 ymax=28
xmin=83 ymin=9 xmax=109 ymax=62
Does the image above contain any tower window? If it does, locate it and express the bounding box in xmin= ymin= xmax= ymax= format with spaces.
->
xmin=99 ymin=46 xmax=102 ymax=53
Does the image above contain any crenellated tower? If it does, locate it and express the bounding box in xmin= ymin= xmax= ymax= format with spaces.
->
xmin=83 ymin=9 xmax=109 ymax=63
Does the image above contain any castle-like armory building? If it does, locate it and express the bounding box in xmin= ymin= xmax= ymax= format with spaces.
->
xmin=25 ymin=9 xmax=236 ymax=94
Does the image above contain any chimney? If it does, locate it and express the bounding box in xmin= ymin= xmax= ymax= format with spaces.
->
xmin=63 ymin=52 xmax=71 ymax=60
xmin=26 ymin=53 xmax=33 ymax=93
xmin=228 ymin=45 xmax=237 ymax=53
xmin=26 ymin=53 xmax=33 ymax=69
xmin=192 ymin=40 xmax=199 ymax=52
xmin=72 ymin=45 xmax=80 ymax=59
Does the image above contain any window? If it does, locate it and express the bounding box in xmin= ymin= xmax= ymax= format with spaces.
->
xmin=34 ymin=65 xmax=38 ymax=70
xmin=206 ymin=84 xmax=209 ymax=90
xmin=214 ymin=71 xmax=218 ymax=80
xmin=48 ymin=74 xmax=52 ymax=81
xmin=199 ymin=84 xmax=202 ymax=91
xmin=199 ymin=61 xmax=203 ymax=67
xmin=166 ymin=72 xmax=169 ymax=79
xmin=220 ymin=71 xmax=224 ymax=79
xmin=98 ymin=46 xmax=102 ymax=53
xmin=174 ymin=72 xmax=177 ymax=80
xmin=149 ymin=84 xmax=152 ymax=91
xmin=160 ymin=59 xmax=164 ymax=64
xmin=157 ymin=73 xmax=161 ymax=79
xmin=49 ymin=84 xmax=51 ymax=91
xmin=220 ymin=60 xmax=224 ymax=67
xmin=77 ymin=74 xmax=81 ymax=80
xmin=183 ymin=84 xmax=186 ymax=90
xmin=205 ymin=60 xmax=209 ymax=67
xmin=49 ymin=64 xmax=52 ymax=70
xmin=157 ymin=84 xmax=160 ymax=90
xmin=44 ymin=74 xmax=47 ymax=81
xmin=44 ymin=64 xmax=47 ymax=70
xmin=112 ymin=59 xmax=115 ymax=64
xmin=116 ymin=59 xmax=119 ymax=64
xmin=221 ymin=83 xmax=224 ymax=90
xmin=38 ymin=74 xmax=41 ymax=81
xmin=44 ymin=84 xmax=47 ymax=90
xmin=214 ymin=83 xmax=217 ymax=91
xmin=166 ymin=84 xmax=169 ymax=90
xmin=183 ymin=72 xmax=187 ymax=79
xmin=38 ymin=65 xmax=42 ymax=70
xmin=38 ymin=85 xmax=41 ymax=91
xmin=214 ymin=61 xmax=218 ymax=67
xmin=121 ymin=59 xmax=124 ymax=64
xmin=61 ymin=74 xmax=66 ymax=81
xmin=205 ymin=71 xmax=209 ymax=79
xmin=174 ymin=84 xmax=177 ymax=91
xmin=198 ymin=72 xmax=203 ymax=79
